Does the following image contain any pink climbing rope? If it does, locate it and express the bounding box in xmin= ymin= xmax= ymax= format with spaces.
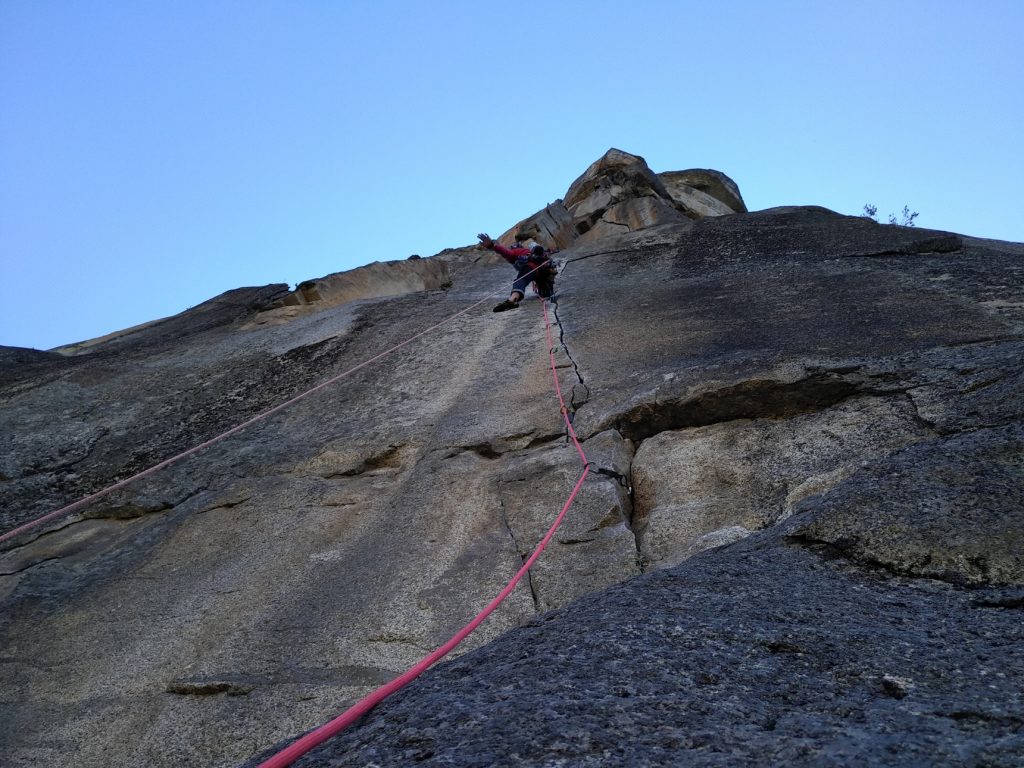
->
xmin=0 ymin=265 xmax=549 ymax=546
xmin=256 ymin=297 xmax=589 ymax=768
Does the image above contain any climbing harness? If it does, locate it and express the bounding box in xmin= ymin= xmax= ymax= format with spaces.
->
xmin=255 ymin=298 xmax=590 ymax=768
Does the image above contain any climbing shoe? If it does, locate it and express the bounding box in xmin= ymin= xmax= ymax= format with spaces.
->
xmin=493 ymin=299 xmax=520 ymax=313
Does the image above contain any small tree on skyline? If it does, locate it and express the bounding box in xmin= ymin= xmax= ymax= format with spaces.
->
xmin=863 ymin=203 xmax=918 ymax=227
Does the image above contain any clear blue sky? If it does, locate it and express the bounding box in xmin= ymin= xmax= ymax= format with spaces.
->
xmin=2 ymin=1 xmax=1022 ymax=350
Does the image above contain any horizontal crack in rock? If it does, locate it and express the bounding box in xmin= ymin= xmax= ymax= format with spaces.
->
xmin=166 ymin=679 xmax=255 ymax=697
xmin=615 ymin=374 xmax=860 ymax=441
xmin=935 ymin=709 xmax=1024 ymax=727
xmin=324 ymin=444 xmax=407 ymax=478
xmin=845 ymin=235 xmax=964 ymax=258
xmin=441 ymin=433 xmax=562 ymax=461
xmin=0 ymin=555 xmax=62 ymax=577
xmin=971 ymin=593 xmax=1024 ymax=610
xmin=786 ymin=532 xmax=1005 ymax=588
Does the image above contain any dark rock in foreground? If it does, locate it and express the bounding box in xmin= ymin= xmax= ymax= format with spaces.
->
xmin=271 ymin=525 xmax=1024 ymax=767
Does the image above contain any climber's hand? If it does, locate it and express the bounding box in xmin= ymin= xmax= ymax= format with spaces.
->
xmin=477 ymin=233 xmax=494 ymax=248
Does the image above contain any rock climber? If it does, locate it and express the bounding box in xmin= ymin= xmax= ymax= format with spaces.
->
xmin=476 ymin=233 xmax=557 ymax=312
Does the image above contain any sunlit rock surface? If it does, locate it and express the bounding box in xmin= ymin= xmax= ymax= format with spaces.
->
xmin=498 ymin=148 xmax=744 ymax=249
xmin=658 ymin=168 xmax=747 ymax=216
xmin=2 ymin=152 xmax=1023 ymax=767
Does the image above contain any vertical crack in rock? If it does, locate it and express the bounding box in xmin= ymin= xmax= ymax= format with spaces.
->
xmin=616 ymin=444 xmax=643 ymax=570
xmin=582 ymin=430 xmax=641 ymax=569
xmin=496 ymin=493 xmax=540 ymax=613
xmin=547 ymin=274 xmax=642 ymax=567
xmin=591 ymin=467 xmax=631 ymax=495
xmin=599 ymin=463 xmax=643 ymax=570
xmin=548 ymin=288 xmax=590 ymax=415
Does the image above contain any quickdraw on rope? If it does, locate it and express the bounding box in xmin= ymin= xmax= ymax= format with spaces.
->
xmin=255 ymin=297 xmax=590 ymax=768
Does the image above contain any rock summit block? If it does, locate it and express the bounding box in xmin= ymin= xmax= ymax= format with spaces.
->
xmin=500 ymin=148 xmax=745 ymax=249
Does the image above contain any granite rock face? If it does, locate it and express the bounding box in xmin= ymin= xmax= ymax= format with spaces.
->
xmin=658 ymin=168 xmax=748 ymax=214
xmin=562 ymin=148 xmax=680 ymax=236
xmin=276 ymin=532 xmax=1024 ymax=768
xmin=498 ymin=201 xmax=578 ymax=251
xmin=498 ymin=148 xmax=744 ymax=249
xmin=794 ymin=423 xmax=1024 ymax=586
xmin=631 ymin=395 xmax=931 ymax=569
xmin=243 ymin=258 xmax=452 ymax=328
xmin=2 ymin=152 xmax=1024 ymax=767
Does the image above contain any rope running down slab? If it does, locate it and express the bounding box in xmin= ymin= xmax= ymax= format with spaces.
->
xmin=255 ymin=297 xmax=590 ymax=768
xmin=0 ymin=265 xmax=548 ymax=545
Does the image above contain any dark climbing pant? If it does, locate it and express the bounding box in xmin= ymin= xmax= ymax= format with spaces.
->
xmin=513 ymin=261 xmax=556 ymax=298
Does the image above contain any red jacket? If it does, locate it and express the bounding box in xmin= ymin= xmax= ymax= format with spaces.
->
xmin=490 ymin=243 xmax=547 ymax=269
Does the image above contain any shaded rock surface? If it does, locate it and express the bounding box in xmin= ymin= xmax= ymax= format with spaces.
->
xmin=2 ymin=150 xmax=1024 ymax=767
xmin=271 ymin=531 xmax=1024 ymax=768
xmin=794 ymin=423 xmax=1024 ymax=586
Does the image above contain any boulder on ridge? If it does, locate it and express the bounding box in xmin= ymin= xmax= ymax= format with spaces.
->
xmin=659 ymin=168 xmax=747 ymax=214
xmin=499 ymin=149 xmax=746 ymax=249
